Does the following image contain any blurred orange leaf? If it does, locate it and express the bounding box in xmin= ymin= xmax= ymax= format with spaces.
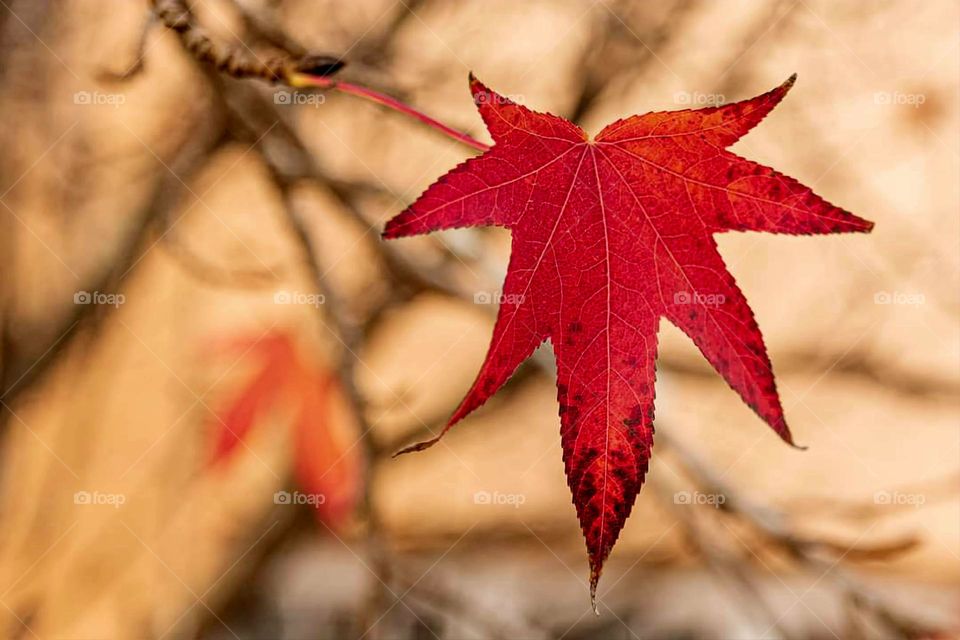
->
xmin=207 ymin=331 xmax=363 ymax=529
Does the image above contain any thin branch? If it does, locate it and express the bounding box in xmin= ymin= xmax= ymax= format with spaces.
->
xmin=153 ymin=0 xmax=489 ymax=153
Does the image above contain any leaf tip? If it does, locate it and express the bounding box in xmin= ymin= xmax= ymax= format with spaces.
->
xmin=381 ymin=215 xmax=411 ymax=240
xmin=468 ymin=72 xmax=490 ymax=101
xmin=467 ymin=71 xmax=480 ymax=90
xmin=779 ymin=426 xmax=807 ymax=450
xmin=589 ymin=563 xmax=602 ymax=615
xmin=769 ymin=73 xmax=797 ymax=103
xmin=391 ymin=435 xmax=441 ymax=458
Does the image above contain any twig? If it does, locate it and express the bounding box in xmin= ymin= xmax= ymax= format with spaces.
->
xmin=153 ymin=0 xmax=489 ymax=153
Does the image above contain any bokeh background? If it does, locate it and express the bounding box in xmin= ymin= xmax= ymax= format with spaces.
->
xmin=0 ymin=1 xmax=957 ymax=638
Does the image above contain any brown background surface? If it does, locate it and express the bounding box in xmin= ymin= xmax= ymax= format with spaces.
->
xmin=0 ymin=1 xmax=956 ymax=638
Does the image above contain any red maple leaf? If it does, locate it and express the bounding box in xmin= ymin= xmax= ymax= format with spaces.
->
xmin=383 ymin=74 xmax=873 ymax=606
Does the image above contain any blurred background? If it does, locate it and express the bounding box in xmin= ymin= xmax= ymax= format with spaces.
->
xmin=0 ymin=1 xmax=957 ymax=638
